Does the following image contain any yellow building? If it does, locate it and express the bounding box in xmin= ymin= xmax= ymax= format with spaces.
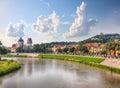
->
xmin=116 ymin=50 xmax=120 ymax=57
xmin=83 ymin=43 xmax=105 ymax=53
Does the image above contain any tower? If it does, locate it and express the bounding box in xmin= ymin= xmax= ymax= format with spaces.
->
xmin=18 ymin=37 xmax=24 ymax=47
xmin=100 ymin=32 xmax=104 ymax=36
xmin=27 ymin=38 xmax=32 ymax=47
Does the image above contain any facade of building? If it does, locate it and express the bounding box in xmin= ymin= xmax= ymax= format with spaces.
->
xmin=9 ymin=37 xmax=33 ymax=52
xmin=83 ymin=43 xmax=105 ymax=53
xmin=18 ymin=37 xmax=24 ymax=47
xmin=27 ymin=38 xmax=32 ymax=47
xmin=52 ymin=44 xmax=78 ymax=53
xmin=116 ymin=50 xmax=120 ymax=57
xmin=11 ymin=44 xmax=18 ymax=52
xmin=52 ymin=45 xmax=64 ymax=53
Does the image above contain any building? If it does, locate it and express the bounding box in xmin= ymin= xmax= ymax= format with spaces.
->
xmin=18 ymin=37 xmax=24 ymax=47
xmin=52 ymin=45 xmax=64 ymax=53
xmin=100 ymin=32 xmax=104 ymax=36
xmin=9 ymin=37 xmax=33 ymax=52
xmin=83 ymin=43 xmax=105 ymax=53
xmin=52 ymin=44 xmax=78 ymax=53
xmin=116 ymin=51 xmax=120 ymax=57
xmin=10 ymin=44 xmax=18 ymax=52
xmin=27 ymin=38 xmax=32 ymax=47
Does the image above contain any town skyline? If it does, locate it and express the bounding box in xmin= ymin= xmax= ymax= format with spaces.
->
xmin=0 ymin=0 xmax=120 ymax=87
xmin=0 ymin=0 xmax=120 ymax=47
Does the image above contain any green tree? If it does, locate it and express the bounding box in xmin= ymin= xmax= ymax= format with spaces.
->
xmin=0 ymin=47 xmax=8 ymax=54
xmin=16 ymin=47 xmax=24 ymax=52
xmin=0 ymin=41 xmax=2 ymax=45
xmin=76 ymin=45 xmax=89 ymax=54
xmin=63 ymin=47 xmax=69 ymax=53
xmin=102 ymin=41 xmax=120 ymax=57
xmin=33 ymin=44 xmax=52 ymax=53
xmin=69 ymin=47 xmax=75 ymax=53
xmin=104 ymin=41 xmax=120 ymax=52
xmin=33 ymin=44 xmax=40 ymax=53
xmin=0 ymin=41 xmax=8 ymax=54
xmin=56 ymin=48 xmax=62 ymax=53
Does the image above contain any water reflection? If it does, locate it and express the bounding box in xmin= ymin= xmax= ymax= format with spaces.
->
xmin=0 ymin=58 xmax=120 ymax=88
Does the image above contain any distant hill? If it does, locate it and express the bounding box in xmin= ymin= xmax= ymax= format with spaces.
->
xmin=78 ymin=33 xmax=120 ymax=44
xmin=38 ymin=41 xmax=76 ymax=48
xmin=49 ymin=41 xmax=76 ymax=46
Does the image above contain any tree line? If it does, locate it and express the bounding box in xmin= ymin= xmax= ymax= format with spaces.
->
xmin=16 ymin=44 xmax=52 ymax=53
xmin=0 ymin=41 xmax=8 ymax=54
xmin=0 ymin=40 xmax=119 ymax=58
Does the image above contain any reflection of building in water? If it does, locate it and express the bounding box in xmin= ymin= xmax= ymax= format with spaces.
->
xmin=28 ymin=60 xmax=33 ymax=76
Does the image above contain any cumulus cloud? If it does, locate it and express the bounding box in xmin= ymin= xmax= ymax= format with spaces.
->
xmin=44 ymin=2 xmax=50 ymax=7
xmin=63 ymin=2 xmax=97 ymax=39
xmin=32 ymin=11 xmax=59 ymax=34
xmin=40 ymin=0 xmax=50 ymax=7
xmin=0 ymin=33 xmax=18 ymax=46
xmin=61 ymin=21 xmax=70 ymax=25
xmin=7 ymin=21 xmax=26 ymax=37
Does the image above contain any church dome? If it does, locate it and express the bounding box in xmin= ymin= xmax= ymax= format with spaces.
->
xmin=27 ymin=38 xmax=32 ymax=43
xmin=18 ymin=37 xmax=24 ymax=42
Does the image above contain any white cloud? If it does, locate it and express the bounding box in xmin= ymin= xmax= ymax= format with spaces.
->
xmin=40 ymin=0 xmax=50 ymax=7
xmin=44 ymin=2 xmax=50 ymax=7
xmin=0 ymin=21 xmax=27 ymax=46
xmin=32 ymin=11 xmax=60 ymax=34
xmin=63 ymin=2 xmax=97 ymax=39
xmin=61 ymin=21 xmax=70 ymax=25
xmin=6 ymin=21 xmax=26 ymax=37
xmin=0 ymin=33 xmax=18 ymax=46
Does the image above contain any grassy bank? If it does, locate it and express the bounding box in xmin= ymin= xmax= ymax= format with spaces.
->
xmin=38 ymin=54 xmax=104 ymax=63
xmin=0 ymin=60 xmax=21 ymax=76
xmin=2 ymin=54 xmax=31 ymax=58
xmin=38 ymin=54 xmax=120 ymax=73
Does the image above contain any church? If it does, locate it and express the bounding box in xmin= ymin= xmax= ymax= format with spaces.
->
xmin=18 ymin=37 xmax=33 ymax=48
xmin=10 ymin=37 xmax=33 ymax=52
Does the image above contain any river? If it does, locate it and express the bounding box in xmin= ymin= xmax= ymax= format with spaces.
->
xmin=0 ymin=58 xmax=120 ymax=88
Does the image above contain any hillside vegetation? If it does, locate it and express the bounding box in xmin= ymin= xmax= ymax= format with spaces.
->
xmin=78 ymin=33 xmax=120 ymax=44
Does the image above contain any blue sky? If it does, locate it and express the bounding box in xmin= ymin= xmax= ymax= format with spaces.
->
xmin=0 ymin=0 xmax=120 ymax=46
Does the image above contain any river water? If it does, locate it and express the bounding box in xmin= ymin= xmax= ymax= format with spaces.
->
xmin=0 ymin=58 xmax=120 ymax=88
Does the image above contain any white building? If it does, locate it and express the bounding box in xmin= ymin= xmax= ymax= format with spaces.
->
xmin=27 ymin=38 xmax=32 ymax=47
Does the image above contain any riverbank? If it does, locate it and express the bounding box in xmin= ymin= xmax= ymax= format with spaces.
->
xmin=2 ymin=54 xmax=32 ymax=58
xmin=2 ymin=53 xmax=120 ymax=74
xmin=101 ymin=59 xmax=120 ymax=68
xmin=38 ymin=54 xmax=120 ymax=73
xmin=0 ymin=60 xmax=21 ymax=76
